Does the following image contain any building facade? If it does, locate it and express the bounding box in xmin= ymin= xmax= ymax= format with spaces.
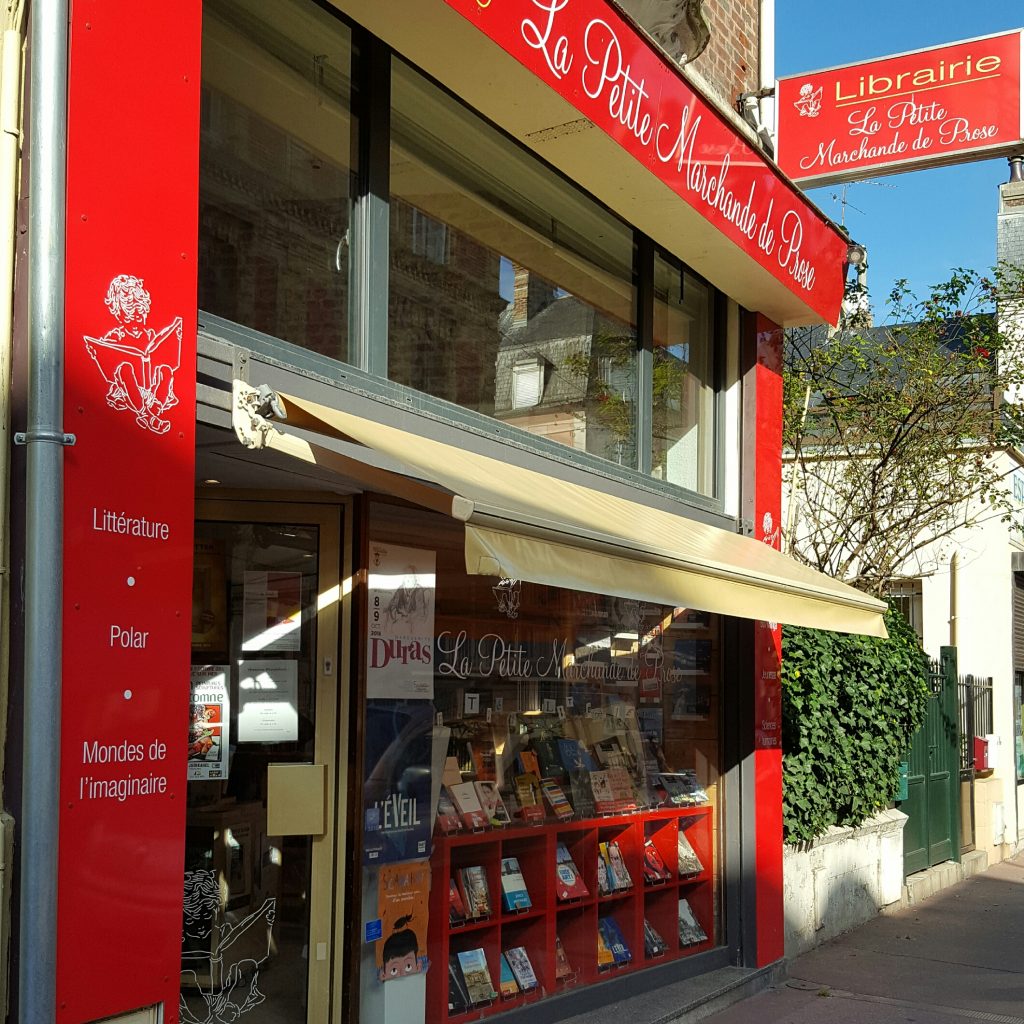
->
xmin=1 ymin=2 xmax=885 ymax=1023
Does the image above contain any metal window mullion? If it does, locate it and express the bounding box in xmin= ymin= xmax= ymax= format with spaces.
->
xmin=636 ymin=233 xmax=654 ymax=475
xmin=349 ymin=32 xmax=390 ymax=378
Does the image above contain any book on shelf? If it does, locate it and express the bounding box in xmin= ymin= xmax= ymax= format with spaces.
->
xmin=554 ymin=935 xmax=573 ymax=981
xmin=533 ymin=735 xmax=568 ymax=781
xmin=554 ymin=842 xmax=589 ymax=900
xmin=598 ymin=915 xmax=632 ymax=965
xmin=540 ymin=779 xmax=574 ymax=821
xmin=596 ymin=843 xmax=612 ymax=896
xmin=448 ymin=781 xmax=490 ymax=830
xmin=605 ymin=840 xmax=633 ymax=890
xmin=448 ymin=954 xmax=471 ymax=1015
xmin=643 ymin=918 xmax=668 ymax=957
xmin=514 ymin=773 xmax=546 ymax=824
xmin=678 ymin=898 xmax=709 ymax=946
xmin=518 ymin=750 xmax=542 ymax=777
xmin=457 ymin=947 xmax=498 ymax=1005
xmin=677 ymin=829 xmax=704 ymax=876
xmin=596 ymin=923 xmax=615 ymax=969
xmin=590 ymin=767 xmax=638 ymax=814
xmin=449 ymin=877 xmax=467 ymax=926
xmin=594 ymin=736 xmax=629 ymax=768
xmin=567 ymin=771 xmax=596 ymax=820
xmin=474 ymin=780 xmax=512 ymax=827
xmin=642 ymin=837 xmax=671 ymax=883
xmin=503 ymin=945 xmax=539 ymax=991
xmin=659 ymin=770 xmax=709 ymax=806
xmin=436 ymin=787 xmax=464 ymax=834
xmin=500 ymin=857 xmax=532 ymax=912
xmin=470 ymin=738 xmax=497 ymax=782
xmin=458 ymin=865 xmax=492 ymax=919
xmin=558 ymin=737 xmax=597 ymax=774
xmin=498 ymin=954 xmax=519 ymax=998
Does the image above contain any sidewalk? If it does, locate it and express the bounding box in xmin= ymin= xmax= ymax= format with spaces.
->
xmin=702 ymin=852 xmax=1024 ymax=1024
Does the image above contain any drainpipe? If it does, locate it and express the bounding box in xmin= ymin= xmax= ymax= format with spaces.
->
xmin=759 ymin=0 xmax=775 ymax=142
xmin=949 ymin=553 xmax=958 ymax=647
xmin=18 ymin=0 xmax=69 ymax=1019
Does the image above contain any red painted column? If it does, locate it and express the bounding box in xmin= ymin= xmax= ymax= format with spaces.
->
xmin=752 ymin=314 xmax=785 ymax=966
xmin=58 ymin=2 xmax=201 ymax=1020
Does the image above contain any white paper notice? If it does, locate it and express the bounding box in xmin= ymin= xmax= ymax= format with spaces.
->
xmin=237 ymin=659 xmax=299 ymax=742
xmin=242 ymin=570 xmax=302 ymax=653
xmin=366 ymin=542 xmax=435 ymax=699
xmin=188 ymin=665 xmax=230 ymax=781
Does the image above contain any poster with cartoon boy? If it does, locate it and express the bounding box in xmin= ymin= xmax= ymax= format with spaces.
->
xmin=376 ymin=861 xmax=430 ymax=982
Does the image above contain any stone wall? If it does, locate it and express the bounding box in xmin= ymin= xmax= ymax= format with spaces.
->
xmin=783 ymin=810 xmax=907 ymax=959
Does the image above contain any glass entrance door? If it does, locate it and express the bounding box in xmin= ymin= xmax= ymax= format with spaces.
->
xmin=181 ymin=502 xmax=343 ymax=1023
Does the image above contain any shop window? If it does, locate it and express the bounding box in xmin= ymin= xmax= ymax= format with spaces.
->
xmin=887 ymin=579 xmax=923 ymax=639
xmin=359 ymin=502 xmax=723 ymax=1022
xmin=198 ymin=0 xmax=354 ymax=361
xmin=651 ymin=254 xmax=715 ymax=496
xmin=388 ymin=59 xmax=639 ymax=468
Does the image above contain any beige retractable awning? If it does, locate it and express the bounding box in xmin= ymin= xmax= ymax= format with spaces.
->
xmin=233 ymin=382 xmax=887 ymax=638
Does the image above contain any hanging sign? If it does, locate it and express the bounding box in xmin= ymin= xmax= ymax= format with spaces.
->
xmin=443 ymin=0 xmax=849 ymax=323
xmin=59 ymin=0 xmax=201 ymax=1019
xmin=777 ymin=30 xmax=1024 ymax=186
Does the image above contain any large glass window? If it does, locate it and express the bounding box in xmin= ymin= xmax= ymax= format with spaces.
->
xmin=389 ymin=60 xmax=639 ymax=468
xmin=652 ymin=254 xmax=715 ymax=495
xmin=199 ymin=0 xmax=354 ymax=360
xmin=358 ymin=502 xmax=723 ymax=1022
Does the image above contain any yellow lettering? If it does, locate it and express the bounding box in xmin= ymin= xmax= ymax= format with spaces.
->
xmin=975 ymin=55 xmax=1001 ymax=74
xmin=912 ymin=68 xmax=937 ymax=87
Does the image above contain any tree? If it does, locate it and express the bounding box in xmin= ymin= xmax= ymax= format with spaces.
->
xmin=783 ymin=265 xmax=1024 ymax=597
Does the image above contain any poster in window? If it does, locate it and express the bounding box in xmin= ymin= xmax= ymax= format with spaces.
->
xmin=237 ymin=659 xmax=299 ymax=742
xmin=188 ymin=664 xmax=230 ymax=781
xmin=375 ymin=861 xmax=430 ymax=982
xmin=242 ymin=570 xmax=302 ymax=653
xmin=192 ymin=539 xmax=227 ymax=653
xmin=363 ymin=699 xmax=433 ymax=864
xmin=366 ymin=543 xmax=435 ymax=699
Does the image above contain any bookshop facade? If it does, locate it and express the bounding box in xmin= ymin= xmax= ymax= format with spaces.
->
xmin=28 ymin=0 xmax=887 ymax=1022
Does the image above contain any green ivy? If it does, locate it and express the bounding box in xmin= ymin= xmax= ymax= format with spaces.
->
xmin=780 ymin=607 xmax=931 ymax=844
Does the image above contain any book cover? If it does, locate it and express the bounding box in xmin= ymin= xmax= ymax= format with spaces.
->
xmin=458 ymin=865 xmax=492 ymax=919
xmin=659 ymin=770 xmax=709 ymax=806
xmin=567 ymin=771 xmax=596 ymax=821
xmin=596 ymin=843 xmax=612 ymax=896
xmin=474 ymin=780 xmax=512 ymax=826
xmin=457 ymin=948 xmax=497 ymax=1005
xmin=558 ymin=737 xmax=597 ymax=774
xmin=591 ymin=768 xmax=637 ymax=814
xmin=518 ymin=750 xmax=542 ymax=777
xmin=606 ymin=841 xmax=633 ymax=890
xmin=677 ymin=830 xmax=705 ymax=876
xmin=449 ymin=781 xmax=490 ymax=830
xmin=498 ymin=954 xmax=519 ymax=998
xmin=643 ymin=918 xmax=668 ymax=957
xmin=643 ymin=838 xmax=671 ymax=883
xmin=448 ymin=954 xmax=470 ymax=1014
xmin=599 ymin=915 xmax=632 ymax=964
xmin=678 ymin=898 xmax=709 ymax=946
xmin=594 ymin=736 xmax=628 ymax=768
xmin=376 ymin=861 xmax=430 ymax=982
xmin=449 ymin=877 xmax=466 ymax=925
xmin=504 ymin=946 xmax=539 ymax=991
xmin=514 ymin=773 xmax=546 ymax=824
xmin=554 ymin=935 xmax=573 ymax=980
xmin=554 ymin=842 xmax=589 ymax=900
xmin=437 ymin=786 xmax=463 ymax=834
xmin=606 ymin=767 xmax=638 ymax=808
xmin=533 ymin=735 xmax=567 ymax=781
xmin=540 ymin=779 xmax=574 ymax=821
xmin=500 ymin=857 xmax=532 ymax=912
xmin=596 ymin=924 xmax=615 ymax=969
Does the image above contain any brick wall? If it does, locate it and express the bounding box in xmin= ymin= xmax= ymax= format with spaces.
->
xmin=689 ymin=0 xmax=760 ymax=111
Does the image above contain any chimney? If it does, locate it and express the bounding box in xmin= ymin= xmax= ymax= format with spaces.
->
xmin=511 ymin=263 xmax=556 ymax=326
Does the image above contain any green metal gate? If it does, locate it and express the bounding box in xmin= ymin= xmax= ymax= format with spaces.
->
xmin=901 ymin=647 xmax=961 ymax=876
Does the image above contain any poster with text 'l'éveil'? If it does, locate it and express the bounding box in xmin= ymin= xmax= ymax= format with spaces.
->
xmin=367 ymin=543 xmax=435 ymax=699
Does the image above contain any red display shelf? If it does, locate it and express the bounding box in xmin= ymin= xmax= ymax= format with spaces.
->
xmin=429 ymin=805 xmax=715 ymax=1022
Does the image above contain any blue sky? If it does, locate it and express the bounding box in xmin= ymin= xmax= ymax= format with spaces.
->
xmin=775 ymin=2 xmax=1023 ymax=315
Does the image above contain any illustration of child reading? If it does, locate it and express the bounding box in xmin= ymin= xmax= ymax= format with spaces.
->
xmin=84 ymin=274 xmax=182 ymax=435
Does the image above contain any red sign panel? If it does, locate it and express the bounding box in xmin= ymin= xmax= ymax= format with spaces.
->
xmin=778 ymin=31 xmax=1024 ymax=186
xmin=59 ymin=0 xmax=201 ymax=1020
xmin=444 ymin=0 xmax=848 ymax=323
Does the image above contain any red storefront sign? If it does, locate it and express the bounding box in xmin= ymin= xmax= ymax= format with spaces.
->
xmin=444 ymin=0 xmax=849 ymax=323
xmin=778 ymin=31 xmax=1024 ymax=186
xmin=59 ymin=0 xmax=200 ymax=1019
